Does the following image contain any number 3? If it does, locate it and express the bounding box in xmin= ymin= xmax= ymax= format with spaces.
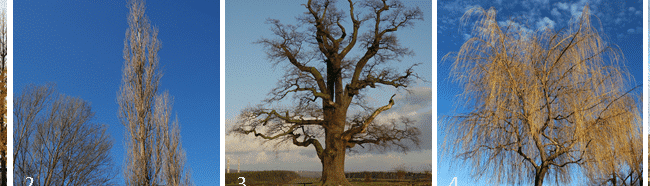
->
xmin=26 ymin=177 xmax=33 ymax=186
xmin=238 ymin=177 xmax=246 ymax=186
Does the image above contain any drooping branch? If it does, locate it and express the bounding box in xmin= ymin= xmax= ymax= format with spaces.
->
xmin=442 ymin=6 xmax=640 ymax=185
xmin=231 ymin=107 xmax=326 ymax=159
xmin=230 ymin=105 xmax=325 ymax=145
xmin=292 ymin=130 xmax=325 ymax=159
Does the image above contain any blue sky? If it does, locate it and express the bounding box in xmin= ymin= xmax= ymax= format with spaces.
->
xmin=437 ymin=0 xmax=643 ymax=185
xmin=14 ymin=0 xmax=218 ymax=185
xmin=225 ymin=0 xmax=432 ymax=173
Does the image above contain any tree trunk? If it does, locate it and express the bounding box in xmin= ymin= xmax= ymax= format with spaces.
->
xmin=320 ymin=109 xmax=351 ymax=186
xmin=1 ymin=149 xmax=5 ymax=186
xmin=320 ymin=142 xmax=349 ymax=186
xmin=534 ymin=166 xmax=548 ymax=186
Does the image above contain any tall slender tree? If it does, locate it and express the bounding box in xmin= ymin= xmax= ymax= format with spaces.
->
xmin=118 ymin=0 xmax=191 ymax=185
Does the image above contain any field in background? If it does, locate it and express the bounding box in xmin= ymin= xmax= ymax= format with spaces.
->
xmin=225 ymin=170 xmax=432 ymax=186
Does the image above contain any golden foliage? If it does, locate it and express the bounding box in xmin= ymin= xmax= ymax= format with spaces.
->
xmin=442 ymin=6 xmax=640 ymax=186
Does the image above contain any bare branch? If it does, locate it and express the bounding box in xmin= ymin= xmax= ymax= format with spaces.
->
xmin=14 ymin=84 xmax=115 ymax=186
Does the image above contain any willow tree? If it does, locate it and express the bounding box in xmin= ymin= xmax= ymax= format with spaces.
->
xmin=584 ymin=133 xmax=642 ymax=185
xmin=118 ymin=0 xmax=191 ymax=185
xmin=230 ymin=0 xmax=424 ymax=185
xmin=442 ymin=6 xmax=641 ymax=186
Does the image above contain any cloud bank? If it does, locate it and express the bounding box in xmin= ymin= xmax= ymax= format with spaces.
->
xmin=225 ymin=86 xmax=432 ymax=172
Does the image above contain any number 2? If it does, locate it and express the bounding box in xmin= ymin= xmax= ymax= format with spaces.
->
xmin=26 ymin=177 xmax=33 ymax=186
xmin=238 ymin=177 xmax=246 ymax=186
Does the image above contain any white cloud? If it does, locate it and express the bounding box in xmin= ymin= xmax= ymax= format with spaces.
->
xmin=498 ymin=20 xmax=533 ymax=36
xmin=522 ymin=0 xmax=549 ymax=9
xmin=615 ymin=18 xmax=622 ymax=25
xmin=551 ymin=8 xmax=561 ymax=17
xmin=536 ymin=17 xmax=556 ymax=30
xmin=616 ymin=33 xmax=625 ymax=39
xmin=628 ymin=7 xmax=636 ymax=12
xmin=225 ymin=86 xmax=432 ymax=171
xmin=557 ymin=2 xmax=569 ymax=10
xmin=569 ymin=3 xmax=583 ymax=18
xmin=536 ymin=0 xmax=549 ymax=5
xmin=627 ymin=28 xmax=635 ymax=34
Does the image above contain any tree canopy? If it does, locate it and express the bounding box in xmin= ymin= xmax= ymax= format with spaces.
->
xmin=442 ymin=6 xmax=641 ymax=186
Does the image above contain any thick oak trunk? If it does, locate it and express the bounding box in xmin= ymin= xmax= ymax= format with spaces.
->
xmin=320 ymin=140 xmax=348 ymax=185
xmin=320 ymin=108 xmax=351 ymax=186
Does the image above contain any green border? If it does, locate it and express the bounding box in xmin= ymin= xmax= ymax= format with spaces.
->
xmin=642 ymin=0 xmax=648 ymax=186
xmin=431 ymin=1 xmax=438 ymax=185
xmin=7 ymin=0 xmax=14 ymax=186
xmin=219 ymin=0 xmax=226 ymax=185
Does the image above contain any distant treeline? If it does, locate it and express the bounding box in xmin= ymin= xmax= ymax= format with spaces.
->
xmin=225 ymin=170 xmax=299 ymax=185
xmin=345 ymin=171 xmax=432 ymax=180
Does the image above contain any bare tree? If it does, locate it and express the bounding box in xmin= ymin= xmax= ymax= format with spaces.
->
xmin=442 ymin=6 xmax=641 ymax=186
xmin=229 ymin=0 xmax=424 ymax=185
xmin=155 ymin=92 xmax=192 ymax=186
xmin=0 ymin=7 xmax=7 ymax=186
xmin=13 ymin=84 xmax=114 ymax=186
xmin=14 ymin=85 xmax=53 ymax=186
xmin=118 ymin=0 xmax=191 ymax=185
